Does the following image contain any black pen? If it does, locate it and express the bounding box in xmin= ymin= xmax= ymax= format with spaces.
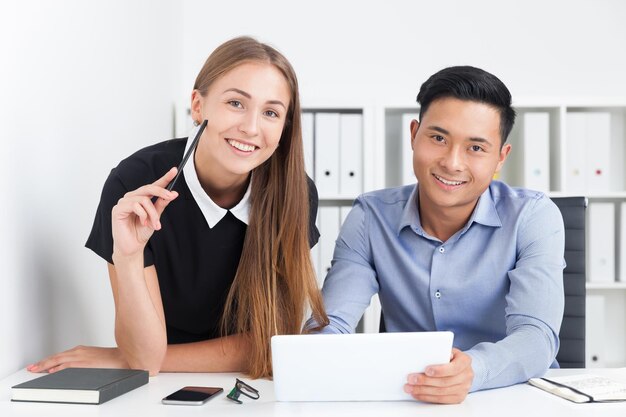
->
xmin=166 ymin=119 xmax=208 ymax=191
xmin=151 ymin=120 xmax=207 ymax=204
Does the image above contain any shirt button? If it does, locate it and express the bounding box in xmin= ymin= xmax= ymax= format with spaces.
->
xmin=438 ymin=246 xmax=445 ymax=253
xmin=435 ymin=290 xmax=441 ymax=299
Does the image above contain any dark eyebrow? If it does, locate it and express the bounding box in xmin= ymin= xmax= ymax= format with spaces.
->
xmin=426 ymin=125 xmax=450 ymax=135
xmin=468 ymin=137 xmax=494 ymax=148
xmin=223 ymin=88 xmax=287 ymax=110
xmin=427 ymin=125 xmax=494 ymax=148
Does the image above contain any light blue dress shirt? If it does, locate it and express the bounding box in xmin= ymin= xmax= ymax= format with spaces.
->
xmin=306 ymin=181 xmax=565 ymax=392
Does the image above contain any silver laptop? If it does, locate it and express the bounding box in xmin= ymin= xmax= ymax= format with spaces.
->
xmin=271 ymin=331 xmax=454 ymax=401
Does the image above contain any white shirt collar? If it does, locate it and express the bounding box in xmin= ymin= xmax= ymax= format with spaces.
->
xmin=182 ymin=124 xmax=251 ymax=228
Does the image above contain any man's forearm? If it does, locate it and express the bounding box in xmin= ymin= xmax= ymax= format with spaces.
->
xmin=466 ymin=320 xmax=558 ymax=391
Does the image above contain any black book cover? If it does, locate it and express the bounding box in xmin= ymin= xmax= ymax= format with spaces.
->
xmin=11 ymin=368 xmax=149 ymax=404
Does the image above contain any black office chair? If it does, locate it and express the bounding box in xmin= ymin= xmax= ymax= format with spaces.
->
xmin=379 ymin=196 xmax=587 ymax=368
xmin=551 ymin=196 xmax=587 ymax=368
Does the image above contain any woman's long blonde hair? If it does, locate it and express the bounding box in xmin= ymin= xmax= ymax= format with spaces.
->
xmin=193 ymin=36 xmax=328 ymax=378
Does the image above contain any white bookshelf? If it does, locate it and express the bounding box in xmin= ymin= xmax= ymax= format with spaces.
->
xmin=587 ymin=283 xmax=626 ymax=290
xmin=302 ymin=106 xmax=381 ymax=333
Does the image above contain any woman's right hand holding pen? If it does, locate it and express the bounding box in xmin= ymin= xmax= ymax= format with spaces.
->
xmin=111 ymin=167 xmax=179 ymax=261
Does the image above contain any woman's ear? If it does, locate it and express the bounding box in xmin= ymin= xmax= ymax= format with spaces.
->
xmin=190 ymin=90 xmax=204 ymax=125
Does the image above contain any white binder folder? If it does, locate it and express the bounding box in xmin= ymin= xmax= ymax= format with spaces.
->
xmin=318 ymin=206 xmax=340 ymax=283
xmin=314 ymin=206 xmax=352 ymax=288
xmin=523 ymin=112 xmax=550 ymax=192
xmin=301 ymin=112 xmax=315 ymax=178
xmin=565 ymin=113 xmax=587 ymax=193
xmin=565 ymin=112 xmax=612 ymax=193
xmin=588 ymin=202 xmax=615 ymax=283
xmin=339 ymin=114 xmax=363 ymax=197
xmin=586 ymin=295 xmax=606 ymax=367
xmin=401 ymin=113 xmax=419 ymax=185
xmin=619 ymin=203 xmax=626 ymax=282
xmin=314 ymin=113 xmax=340 ymax=197
xmin=585 ymin=112 xmax=611 ymax=192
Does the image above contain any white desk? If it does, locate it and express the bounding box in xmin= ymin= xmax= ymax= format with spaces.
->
xmin=1 ymin=368 xmax=626 ymax=416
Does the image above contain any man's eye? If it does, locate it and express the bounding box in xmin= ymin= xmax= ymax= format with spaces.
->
xmin=433 ymin=135 xmax=445 ymax=142
xmin=471 ymin=145 xmax=483 ymax=152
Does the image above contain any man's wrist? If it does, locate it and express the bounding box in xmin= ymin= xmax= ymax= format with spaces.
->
xmin=464 ymin=350 xmax=483 ymax=392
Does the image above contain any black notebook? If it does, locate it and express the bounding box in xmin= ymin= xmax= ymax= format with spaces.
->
xmin=11 ymin=368 xmax=149 ymax=404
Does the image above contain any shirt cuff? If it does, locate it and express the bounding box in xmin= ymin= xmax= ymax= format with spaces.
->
xmin=465 ymin=349 xmax=487 ymax=392
xmin=303 ymin=316 xmax=351 ymax=334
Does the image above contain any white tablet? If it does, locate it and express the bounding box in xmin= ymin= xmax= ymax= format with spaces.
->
xmin=271 ymin=331 xmax=454 ymax=401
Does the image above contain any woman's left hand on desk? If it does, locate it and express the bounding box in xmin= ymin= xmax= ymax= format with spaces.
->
xmin=26 ymin=346 xmax=129 ymax=373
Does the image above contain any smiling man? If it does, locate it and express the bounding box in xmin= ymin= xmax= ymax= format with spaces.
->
xmin=305 ymin=66 xmax=565 ymax=404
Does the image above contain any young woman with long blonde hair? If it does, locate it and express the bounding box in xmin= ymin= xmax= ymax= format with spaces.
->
xmin=29 ymin=36 xmax=328 ymax=378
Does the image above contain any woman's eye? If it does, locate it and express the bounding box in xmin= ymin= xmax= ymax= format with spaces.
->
xmin=264 ymin=110 xmax=279 ymax=118
xmin=228 ymin=100 xmax=243 ymax=108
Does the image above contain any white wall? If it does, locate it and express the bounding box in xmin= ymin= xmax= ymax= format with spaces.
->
xmin=0 ymin=0 xmax=180 ymax=378
xmin=1 ymin=0 xmax=625 ymax=379
xmin=181 ymin=0 xmax=626 ymax=105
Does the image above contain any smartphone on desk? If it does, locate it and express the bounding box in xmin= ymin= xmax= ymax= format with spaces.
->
xmin=162 ymin=386 xmax=224 ymax=405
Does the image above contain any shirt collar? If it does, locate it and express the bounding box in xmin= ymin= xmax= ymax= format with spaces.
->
xmin=398 ymin=184 xmax=422 ymax=235
xmin=470 ymin=185 xmax=502 ymax=228
xmin=397 ymin=182 xmax=502 ymax=236
xmin=182 ymin=125 xmax=251 ymax=228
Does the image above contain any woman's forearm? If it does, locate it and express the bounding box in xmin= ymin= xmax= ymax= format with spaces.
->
xmin=108 ymin=260 xmax=167 ymax=375
xmin=161 ymin=334 xmax=250 ymax=373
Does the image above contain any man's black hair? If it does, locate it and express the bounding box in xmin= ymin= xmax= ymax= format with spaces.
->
xmin=416 ymin=66 xmax=516 ymax=144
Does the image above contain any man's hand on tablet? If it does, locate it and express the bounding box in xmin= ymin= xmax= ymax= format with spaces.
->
xmin=404 ymin=348 xmax=474 ymax=404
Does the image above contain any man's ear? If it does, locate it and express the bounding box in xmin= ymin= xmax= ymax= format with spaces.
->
xmin=495 ymin=143 xmax=512 ymax=173
xmin=410 ymin=119 xmax=420 ymax=151
xmin=190 ymin=90 xmax=204 ymax=124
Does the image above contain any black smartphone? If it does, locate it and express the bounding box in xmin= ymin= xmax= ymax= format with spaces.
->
xmin=161 ymin=386 xmax=224 ymax=405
